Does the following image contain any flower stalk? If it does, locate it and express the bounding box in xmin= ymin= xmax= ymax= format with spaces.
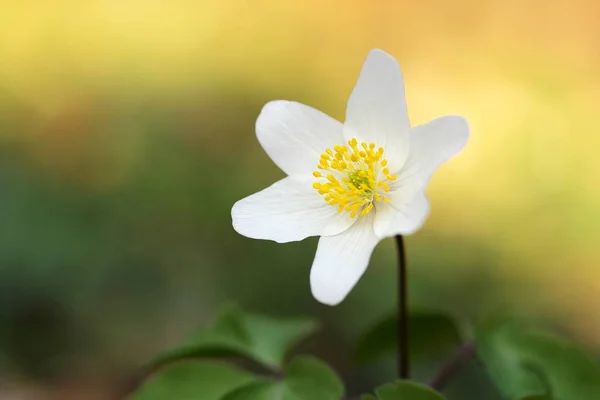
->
xmin=395 ymin=235 xmax=409 ymax=379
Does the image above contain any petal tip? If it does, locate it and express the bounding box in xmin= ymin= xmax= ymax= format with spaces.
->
xmin=451 ymin=114 xmax=470 ymax=134
xmin=230 ymin=200 xmax=250 ymax=238
xmin=255 ymin=100 xmax=288 ymax=132
xmin=362 ymin=48 xmax=402 ymax=73
xmin=447 ymin=115 xmax=471 ymax=153
xmin=367 ymin=48 xmax=396 ymax=62
xmin=374 ymin=194 xmax=431 ymax=238
xmin=309 ymin=259 xmax=350 ymax=306
xmin=372 ymin=218 xmax=389 ymax=238
xmin=310 ymin=283 xmax=345 ymax=306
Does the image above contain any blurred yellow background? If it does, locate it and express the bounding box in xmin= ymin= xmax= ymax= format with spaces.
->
xmin=1 ymin=1 xmax=599 ymax=398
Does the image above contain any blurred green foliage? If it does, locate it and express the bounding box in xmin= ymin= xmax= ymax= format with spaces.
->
xmin=362 ymin=381 xmax=445 ymax=400
xmin=355 ymin=311 xmax=462 ymax=365
xmin=153 ymin=304 xmax=318 ymax=370
xmin=127 ymin=306 xmax=600 ymax=399
xmin=476 ymin=317 xmax=600 ymax=399
xmin=1 ymin=1 xmax=600 ymax=398
xmin=131 ymin=361 xmax=257 ymax=400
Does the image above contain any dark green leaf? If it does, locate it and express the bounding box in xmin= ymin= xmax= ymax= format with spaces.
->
xmin=476 ymin=318 xmax=600 ymax=400
xmin=221 ymin=355 xmax=344 ymax=400
xmin=366 ymin=381 xmax=445 ymax=399
xmin=361 ymin=396 xmax=378 ymax=400
xmin=154 ymin=304 xmax=318 ymax=370
xmin=129 ymin=360 xmax=258 ymax=400
xmin=355 ymin=311 xmax=462 ymax=364
xmin=520 ymin=395 xmax=553 ymax=400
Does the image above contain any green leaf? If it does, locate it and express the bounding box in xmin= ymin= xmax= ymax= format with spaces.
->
xmin=520 ymin=395 xmax=553 ymax=400
xmin=153 ymin=304 xmax=318 ymax=370
xmin=221 ymin=355 xmax=344 ymax=400
xmin=129 ymin=360 xmax=258 ymax=400
xmin=476 ymin=318 xmax=600 ymax=400
xmin=219 ymin=381 xmax=275 ymax=399
xmin=355 ymin=311 xmax=462 ymax=364
xmin=365 ymin=381 xmax=445 ymax=399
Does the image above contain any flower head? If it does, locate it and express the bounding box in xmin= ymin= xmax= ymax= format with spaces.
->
xmin=232 ymin=49 xmax=469 ymax=305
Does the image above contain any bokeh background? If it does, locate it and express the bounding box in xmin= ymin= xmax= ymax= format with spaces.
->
xmin=1 ymin=1 xmax=599 ymax=398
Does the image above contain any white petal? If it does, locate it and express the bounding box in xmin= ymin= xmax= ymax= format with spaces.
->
xmin=310 ymin=213 xmax=380 ymax=305
xmin=373 ymin=192 xmax=430 ymax=238
xmin=395 ymin=116 xmax=469 ymax=196
xmin=232 ymin=176 xmax=355 ymax=243
xmin=256 ymin=101 xmax=345 ymax=176
xmin=343 ymin=49 xmax=411 ymax=173
xmin=372 ymin=116 xmax=468 ymax=238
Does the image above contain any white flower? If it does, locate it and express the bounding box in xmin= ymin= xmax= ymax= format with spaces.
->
xmin=231 ymin=49 xmax=469 ymax=306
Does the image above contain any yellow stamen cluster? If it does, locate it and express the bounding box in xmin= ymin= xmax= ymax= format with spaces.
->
xmin=312 ymin=138 xmax=397 ymax=218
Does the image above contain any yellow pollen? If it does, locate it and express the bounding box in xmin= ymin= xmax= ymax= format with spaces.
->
xmin=312 ymin=138 xmax=395 ymax=218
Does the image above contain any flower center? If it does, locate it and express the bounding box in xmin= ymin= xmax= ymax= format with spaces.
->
xmin=312 ymin=138 xmax=397 ymax=218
